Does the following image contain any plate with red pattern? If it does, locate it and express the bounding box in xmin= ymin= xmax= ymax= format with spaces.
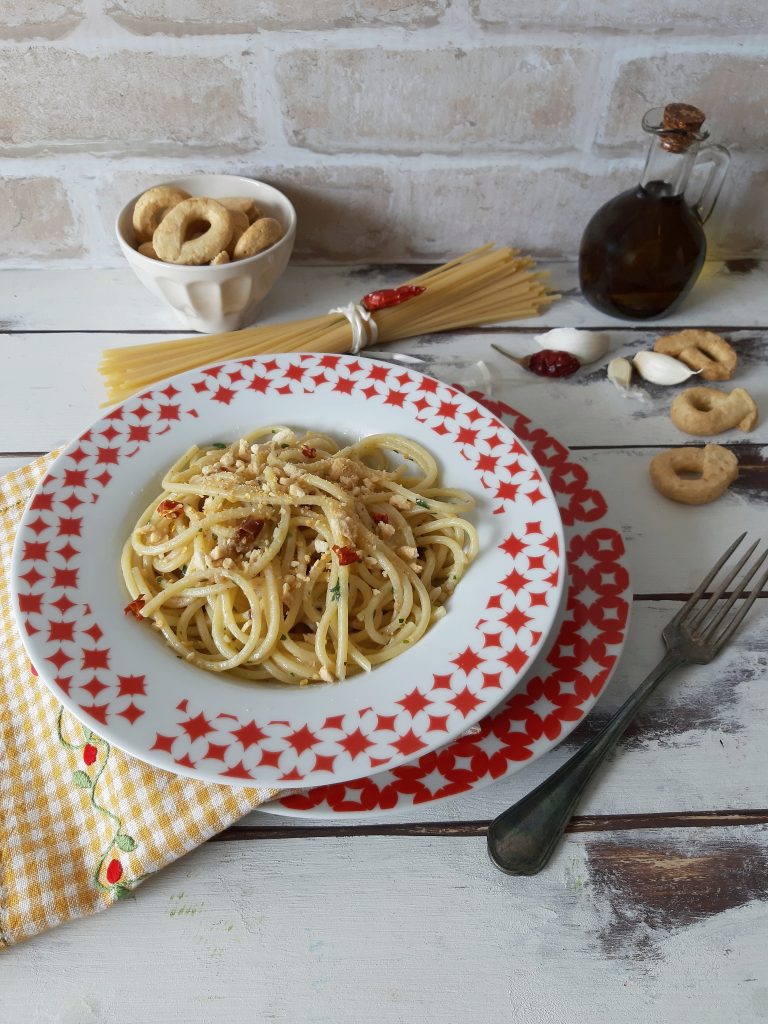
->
xmin=11 ymin=354 xmax=566 ymax=788
xmin=263 ymin=394 xmax=631 ymax=816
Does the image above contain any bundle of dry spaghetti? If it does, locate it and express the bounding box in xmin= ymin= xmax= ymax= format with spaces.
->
xmin=100 ymin=244 xmax=557 ymax=405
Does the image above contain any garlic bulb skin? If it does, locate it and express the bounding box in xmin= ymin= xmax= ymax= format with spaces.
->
xmin=632 ymin=350 xmax=700 ymax=385
xmin=533 ymin=328 xmax=611 ymax=364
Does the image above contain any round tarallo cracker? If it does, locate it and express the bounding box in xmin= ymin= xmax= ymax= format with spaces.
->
xmin=650 ymin=443 xmax=738 ymax=504
xmin=654 ymin=330 xmax=737 ymax=382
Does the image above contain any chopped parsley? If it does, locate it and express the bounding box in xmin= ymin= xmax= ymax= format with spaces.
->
xmin=209 ymin=442 xmax=228 ymax=449
xmin=280 ymin=634 xmax=287 ymax=641
xmin=415 ymin=498 xmax=430 ymax=509
xmin=398 ymin=618 xmax=404 ymax=623
xmin=330 ymin=580 xmax=342 ymax=601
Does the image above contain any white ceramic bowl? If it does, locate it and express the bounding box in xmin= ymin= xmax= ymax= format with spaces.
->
xmin=116 ymin=174 xmax=297 ymax=334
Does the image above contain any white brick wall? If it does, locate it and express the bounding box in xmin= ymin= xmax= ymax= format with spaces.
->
xmin=0 ymin=0 xmax=765 ymax=267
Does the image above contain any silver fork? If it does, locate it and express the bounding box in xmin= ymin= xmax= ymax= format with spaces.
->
xmin=487 ymin=533 xmax=768 ymax=875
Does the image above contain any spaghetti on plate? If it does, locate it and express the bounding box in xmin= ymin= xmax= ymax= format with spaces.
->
xmin=121 ymin=427 xmax=478 ymax=684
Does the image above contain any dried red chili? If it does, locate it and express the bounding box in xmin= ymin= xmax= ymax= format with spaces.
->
xmin=124 ymin=595 xmax=146 ymax=620
xmin=301 ymin=444 xmax=317 ymax=459
xmin=527 ymin=350 xmax=581 ymax=378
xmin=371 ymin=511 xmax=389 ymax=524
xmin=361 ymin=285 xmax=425 ymax=312
xmin=332 ymin=545 xmax=362 ymax=565
xmin=156 ymin=499 xmax=184 ymax=518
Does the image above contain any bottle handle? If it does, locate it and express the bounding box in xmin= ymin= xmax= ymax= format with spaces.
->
xmin=692 ymin=144 xmax=730 ymax=224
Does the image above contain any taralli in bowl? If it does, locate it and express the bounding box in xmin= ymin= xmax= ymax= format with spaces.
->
xmin=649 ymin=443 xmax=738 ymax=505
xmin=116 ymin=174 xmax=297 ymax=333
xmin=654 ymin=330 xmax=737 ymax=382
xmin=670 ymin=386 xmax=758 ymax=436
xmin=133 ymin=189 xmax=283 ymax=268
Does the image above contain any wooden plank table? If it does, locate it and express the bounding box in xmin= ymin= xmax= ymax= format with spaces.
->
xmin=2 ymin=262 xmax=767 ymax=1021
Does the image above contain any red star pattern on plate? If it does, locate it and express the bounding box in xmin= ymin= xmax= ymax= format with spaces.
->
xmin=451 ymin=647 xmax=483 ymax=675
xmin=179 ymin=712 xmax=214 ymax=741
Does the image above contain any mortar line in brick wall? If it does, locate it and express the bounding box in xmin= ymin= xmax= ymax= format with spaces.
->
xmin=0 ymin=152 xmax=654 ymax=184
xmin=5 ymin=29 xmax=765 ymax=57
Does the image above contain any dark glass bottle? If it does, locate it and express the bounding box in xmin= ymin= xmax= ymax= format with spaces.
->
xmin=579 ymin=104 xmax=730 ymax=320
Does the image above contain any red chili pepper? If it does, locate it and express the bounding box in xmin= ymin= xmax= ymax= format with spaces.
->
xmin=124 ymin=595 xmax=146 ymax=620
xmin=301 ymin=444 xmax=317 ymax=459
xmin=361 ymin=285 xmax=425 ymax=312
xmin=332 ymin=545 xmax=362 ymax=565
xmin=372 ymin=511 xmax=389 ymax=524
xmin=527 ymin=350 xmax=581 ymax=378
xmin=235 ymin=517 xmax=264 ymax=546
xmin=157 ymin=499 xmax=184 ymax=518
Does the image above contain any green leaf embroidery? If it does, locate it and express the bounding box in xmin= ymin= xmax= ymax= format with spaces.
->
xmin=72 ymin=770 xmax=92 ymax=789
xmin=330 ymin=580 xmax=341 ymax=601
xmin=115 ymin=833 xmax=137 ymax=852
xmin=112 ymin=883 xmax=133 ymax=900
xmin=415 ymin=498 xmax=430 ymax=509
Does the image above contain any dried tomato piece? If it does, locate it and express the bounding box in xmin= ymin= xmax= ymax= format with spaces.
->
xmin=157 ymin=499 xmax=184 ymax=518
xmin=332 ymin=545 xmax=362 ymax=565
xmin=124 ymin=595 xmax=146 ymax=620
xmin=235 ymin=517 xmax=264 ymax=548
xmin=372 ymin=511 xmax=389 ymax=524
xmin=361 ymin=285 xmax=425 ymax=312
xmin=301 ymin=444 xmax=317 ymax=459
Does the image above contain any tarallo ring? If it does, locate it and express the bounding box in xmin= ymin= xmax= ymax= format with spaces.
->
xmin=649 ymin=443 xmax=739 ymax=504
xmin=670 ymin=386 xmax=758 ymax=436
xmin=654 ymin=330 xmax=737 ymax=381
xmin=132 ymin=186 xmax=189 ymax=244
xmin=153 ymin=198 xmax=233 ymax=266
xmin=233 ymin=218 xmax=284 ymax=260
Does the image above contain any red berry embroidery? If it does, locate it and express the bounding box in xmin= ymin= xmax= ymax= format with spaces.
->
xmin=83 ymin=743 xmax=98 ymax=765
xmin=106 ymin=859 xmax=123 ymax=884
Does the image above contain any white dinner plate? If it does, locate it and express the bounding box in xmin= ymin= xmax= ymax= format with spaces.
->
xmin=11 ymin=353 xmax=565 ymax=787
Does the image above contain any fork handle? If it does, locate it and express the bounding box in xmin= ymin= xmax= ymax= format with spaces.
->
xmin=487 ymin=650 xmax=684 ymax=875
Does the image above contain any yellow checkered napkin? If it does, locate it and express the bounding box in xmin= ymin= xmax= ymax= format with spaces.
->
xmin=0 ymin=454 xmax=277 ymax=947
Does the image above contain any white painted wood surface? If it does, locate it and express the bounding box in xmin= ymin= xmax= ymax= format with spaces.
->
xmin=4 ymin=828 xmax=768 ymax=1024
xmin=1 ymin=263 xmax=767 ymax=1020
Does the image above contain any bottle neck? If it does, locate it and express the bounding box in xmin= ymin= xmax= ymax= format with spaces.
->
xmin=641 ymin=135 xmax=698 ymax=197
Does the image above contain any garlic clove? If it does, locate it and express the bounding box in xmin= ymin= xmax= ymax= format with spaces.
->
xmin=534 ymin=327 xmax=611 ymax=364
xmin=632 ymin=350 xmax=700 ymax=385
xmin=607 ymin=356 xmax=649 ymax=401
xmin=607 ymin=357 xmax=634 ymax=391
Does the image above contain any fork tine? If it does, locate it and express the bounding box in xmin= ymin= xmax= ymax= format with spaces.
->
xmin=701 ymin=546 xmax=768 ymax=640
xmin=671 ymin=532 xmax=746 ymax=627
xmin=688 ymin=538 xmax=761 ymax=632
xmin=711 ymin=559 xmax=768 ymax=651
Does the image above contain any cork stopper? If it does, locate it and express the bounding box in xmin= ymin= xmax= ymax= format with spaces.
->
xmin=661 ymin=103 xmax=706 ymax=153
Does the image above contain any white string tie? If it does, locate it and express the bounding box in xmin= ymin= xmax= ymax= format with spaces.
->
xmin=329 ymin=302 xmax=379 ymax=354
